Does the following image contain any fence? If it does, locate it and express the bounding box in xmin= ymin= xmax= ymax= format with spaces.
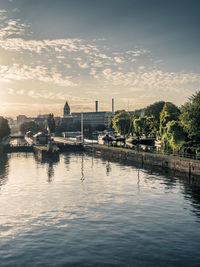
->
xmin=110 ymin=143 xmax=200 ymax=161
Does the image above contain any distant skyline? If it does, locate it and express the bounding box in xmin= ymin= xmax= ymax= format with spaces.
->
xmin=0 ymin=0 xmax=200 ymax=117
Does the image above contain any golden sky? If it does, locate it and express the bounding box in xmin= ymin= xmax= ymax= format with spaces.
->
xmin=0 ymin=1 xmax=200 ymax=118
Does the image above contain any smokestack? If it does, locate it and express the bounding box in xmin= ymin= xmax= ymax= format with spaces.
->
xmin=112 ymin=98 xmax=114 ymax=113
xmin=95 ymin=100 xmax=98 ymax=112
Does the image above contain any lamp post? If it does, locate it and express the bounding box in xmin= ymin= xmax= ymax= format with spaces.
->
xmin=81 ymin=112 xmax=84 ymax=144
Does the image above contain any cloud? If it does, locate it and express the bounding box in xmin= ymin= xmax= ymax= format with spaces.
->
xmin=126 ymin=49 xmax=150 ymax=57
xmin=1 ymin=8 xmax=200 ymax=115
xmin=0 ymin=64 xmax=76 ymax=87
xmin=100 ymin=68 xmax=200 ymax=90
xmin=77 ymin=62 xmax=89 ymax=69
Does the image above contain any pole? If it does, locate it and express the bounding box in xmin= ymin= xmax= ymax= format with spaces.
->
xmin=81 ymin=112 xmax=84 ymax=143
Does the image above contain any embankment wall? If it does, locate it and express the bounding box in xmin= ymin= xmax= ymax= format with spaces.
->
xmin=84 ymin=145 xmax=200 ymax=177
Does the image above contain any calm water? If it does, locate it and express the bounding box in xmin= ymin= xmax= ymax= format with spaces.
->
xmin=0 ymin=152 xmax=200 ymax=267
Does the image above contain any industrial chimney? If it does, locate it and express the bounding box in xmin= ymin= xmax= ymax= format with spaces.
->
xmin=95 ymin=100 xmax=98 ymax=112
xmin=112 ymin=98 xmax=114 ymax=113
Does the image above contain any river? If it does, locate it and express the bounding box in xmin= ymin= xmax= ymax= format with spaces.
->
xmin=0 ymin=152 xmax=200 ymax=266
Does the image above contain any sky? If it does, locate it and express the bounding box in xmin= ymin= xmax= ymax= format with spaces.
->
xmin=0 ymin=0 xmax=200 ymax=118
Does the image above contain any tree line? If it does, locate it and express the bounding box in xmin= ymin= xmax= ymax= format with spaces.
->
xmin=1 ymin=91 xmax=200 ymax=155
xmin=112 ymin=91 xmax=200 ymax=155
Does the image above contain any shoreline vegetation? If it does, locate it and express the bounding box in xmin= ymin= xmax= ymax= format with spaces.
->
xmin=1 ymin=91 xmax=200 ymax=177
xmin=112 ymin=91 xmax=200 ymax=157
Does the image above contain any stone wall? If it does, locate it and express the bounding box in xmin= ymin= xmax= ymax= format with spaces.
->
xmin=84 ymin=145 xmax=200 ymax=177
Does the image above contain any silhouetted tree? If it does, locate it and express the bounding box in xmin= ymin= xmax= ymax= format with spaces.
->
xmin=20 ymin=121 xmax=43 ymax=134
xmin=0 ymin=117 xmax=10 ymax=140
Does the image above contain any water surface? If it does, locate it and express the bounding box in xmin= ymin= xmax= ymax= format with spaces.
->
xmin=0 ymin=152 xmax=200 ymax=266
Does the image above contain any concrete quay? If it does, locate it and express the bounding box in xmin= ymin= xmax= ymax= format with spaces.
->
xmin=84 ymin=144 xmax=200 ymax=178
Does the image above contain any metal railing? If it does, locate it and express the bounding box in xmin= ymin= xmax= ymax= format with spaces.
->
xmin=129 ymin=146 xmax=200 ymax=161
xmin=106 ymin=142 xmax=200 ymax=161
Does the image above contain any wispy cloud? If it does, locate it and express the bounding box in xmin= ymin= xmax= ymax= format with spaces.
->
xmin=0 ymin=8 xmax=200 ymax=116
xmin=0 ymin=64 xmax=76 ymax=87
xmin=101 ymin=68 xmax=200 ymax=89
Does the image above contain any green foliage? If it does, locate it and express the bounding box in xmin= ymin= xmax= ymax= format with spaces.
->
xmin=132 ymin=116 xmax=158 ymax=137
xmin=180 ymin=91 xmax=200 ymax=141
xmin=145 ymin=116 xmax=159 ymax=136
xmin=133 ymin=117 xmax=148 ymax=137
xmin=0 ymin=117 xmax=10 ymax=140
xmin=20 ymin=121 xmax=43 ymax=134
xmin=112 ymin=112 xmax=132 ymax=136
xmin=143 ymin=101 xmax=165 ymax=121
xmin=161 ymin=121 xmax=185 ymax=152
xmin=179 ymin=141 xmax=200 ymax=154
xmin=47 ymin=114 xmax=56 ymax=133
xmin=160 ymin=102 xmax=180 ymax=135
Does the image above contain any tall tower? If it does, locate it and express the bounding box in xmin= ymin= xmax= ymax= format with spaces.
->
xmin=112 ymin=98 xmax=114 ymax=113
xmin=95 ymin=101 xmax=98 ymax=112
xmin=63 ymin=101 xmax=70 ymax=117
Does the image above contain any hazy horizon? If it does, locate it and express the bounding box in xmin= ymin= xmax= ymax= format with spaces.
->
xmin=0 ymin=0 xmax=200 ymax=117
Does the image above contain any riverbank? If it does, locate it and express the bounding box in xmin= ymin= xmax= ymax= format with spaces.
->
xmin=84 ymin=144 xmax=200 ymax=178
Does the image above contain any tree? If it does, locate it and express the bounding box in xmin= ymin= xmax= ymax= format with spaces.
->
xmin=161 ymin=120 xmax=185 ymax=152
xmin=146 ymin=116 xmax=159 ymax=136
xmin=20 ymin=121 xmax=42 ymax=134
xmin=47 ymin=114 xmax=56 ymax=134
xmin=0 ymin=117 xmax=10 ymax=140
xmin=180 ymin=91 xmax=200 ymax=141
xmin=143 ymin=101 xmax=165 ymax=121
xmin=160 ymin=102 xmax=180 ymax=135
xmin=112 ymin=112 xmax=132 ymax=137
xmin=133 ymin=117 xmax=149 ymax=137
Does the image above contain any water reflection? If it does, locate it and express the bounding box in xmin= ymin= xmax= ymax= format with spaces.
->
xmin=47 ymin=161 xmax=55 ymax=182
xmin=88 ymin=151 xmax=200 ymax=217
xmin=63 ymin=153 xmax=71 ymax=171
xmin=80 ymin=154 xmax=84 ymax=181
xmin=0 ymin=153 xmax=9 ymax=188
xmin=1 ymin=152 xmax=200 ymax=266
xmin=182 ymin=183 xmax=200 ymax=218
xmin=137 ymin=168 xmax=140 ymax=191
xmin=106 ymin=160 xmax=111 ymax=176
xmin=34 ymin=153 xmax=60 ymax=182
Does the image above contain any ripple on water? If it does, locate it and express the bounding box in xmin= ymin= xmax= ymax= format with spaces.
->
xmin=0 ymin=152 xmax=200 ymax=266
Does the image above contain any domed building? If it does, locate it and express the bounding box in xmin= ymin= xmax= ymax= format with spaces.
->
xmin=63 ymin=101 xmax=70 ymax=117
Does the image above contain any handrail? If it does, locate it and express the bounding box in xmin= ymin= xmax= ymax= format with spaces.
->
xmin=131 ymin=146 xmax=200 ymax=160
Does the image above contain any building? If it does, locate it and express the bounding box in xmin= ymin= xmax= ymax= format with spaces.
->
xmin=61 ymin=99 xmax=143 ymax=130
xmin=17 ymin=115 xmax=31 ymax=125
xmin=33 ymin=132 xmax=48 ymax=145
xmin=37 ymin=114 xmax=49 ymax=119
xmin=71 ymin=111 xmax=113 ymax=129
xmin=62 ymin=100 xmax=114 ymax=130
xmin=63 ymin=101 xmax=70 ymax=117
